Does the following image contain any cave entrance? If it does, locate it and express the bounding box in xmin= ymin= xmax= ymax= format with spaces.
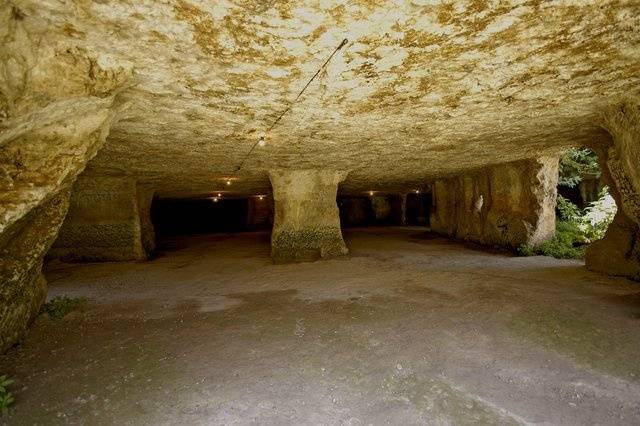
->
xmin=151 ymin=196 xmax=273 ymax=238
xmin=533 ymin=147 xmax=617 ymax=259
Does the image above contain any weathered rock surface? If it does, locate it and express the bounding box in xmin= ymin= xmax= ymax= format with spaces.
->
xmin=0 ymin=3 xmax=131 ymax=349
xmin=269 ymin=169 xmax=348 ymax=262
xmin=49 ymin=175 xmax=155 ymax=262
xmin=430 ymin=157 xmax=558 ymax=248
xmin=0 ymin=188 xmax=70 ymax=352
xmin=586 ymin=100 xmax=640 ymax=281
xmin=12 ymin=0 xmax=638 ymax=196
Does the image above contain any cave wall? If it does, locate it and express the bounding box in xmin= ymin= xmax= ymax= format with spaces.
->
xmin=430 ymin=157 xmax=558 ymax=249
xmin=0 ymin=4 xmax=131 ymax=351
xmin=586 ymin=100 xmax=640 ymax=281
xmin=0 ymin=188 xmax=70 ymax=352
xmin=49 ymin=175 xmax=154 ymax=262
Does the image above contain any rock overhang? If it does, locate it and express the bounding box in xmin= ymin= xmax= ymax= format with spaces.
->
xmin=15 ymin=0 xmax=640 ymax=196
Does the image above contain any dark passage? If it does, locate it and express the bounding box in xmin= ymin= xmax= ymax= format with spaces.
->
xmin=406 ymin=192 xmax=432 ymax=226
xmin=152 ymin=197 xmax=272 ymax=236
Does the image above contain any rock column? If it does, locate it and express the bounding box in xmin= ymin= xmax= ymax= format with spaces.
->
xmin=586 ymin=100 xmax=640 ymax=281
xmin=269 ymin=170 xmax=348 ymax=263
xmin=49 ymin=175 xmax=155 ymax=262
xmin=430 ymin=157 xmax=558 ymax=249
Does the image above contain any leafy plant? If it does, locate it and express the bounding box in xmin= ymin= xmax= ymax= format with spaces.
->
xmin=0 ymin=375 xmax=14 ymax=415
xmin=519 ymin=188 xmax=616 ymax=259
xmin=40 ymin=296 xmax=86 ymax=320
xmin=558 ymin=148 xmax=600 ymax=188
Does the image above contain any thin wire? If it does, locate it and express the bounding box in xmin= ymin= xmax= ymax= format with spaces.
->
xmin=234 ymin=38 xmax=349 ymax=172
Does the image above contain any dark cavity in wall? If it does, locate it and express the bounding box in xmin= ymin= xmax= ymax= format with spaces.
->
xmin=406 ymin=192 xmax=432 ymax=226
xmin=151 ymin=197 xmax=273 ymax=237
xmin=338 ymin=193 xmax=432 ymax=228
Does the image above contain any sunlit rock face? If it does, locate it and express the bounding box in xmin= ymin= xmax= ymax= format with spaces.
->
xmin=586 ymin=101 xmax=640 ymax=281
xmin=0 ymin=189 xmax=70 ymax=352
xmin=0 ymin=3 xmax=131 ymax=350
xmin=17 ymin=0 xmax=640 ymax=196
xmin=430 ymin=157 xmax=558 ymax=248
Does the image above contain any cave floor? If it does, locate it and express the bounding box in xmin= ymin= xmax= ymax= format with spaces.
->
xmin=2 ymin=227 xmax=640 ymax=425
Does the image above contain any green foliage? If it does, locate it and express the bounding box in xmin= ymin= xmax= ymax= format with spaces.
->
xmin=518 ymin=189 xmax=616 ymax=260
xmin=40 ymin=296 xmax=86 ymax=320
xmin=556 ymin=194 xmax=581 ymax=221
xmin=581 ymin=188 xmax=617 ymax=240
xmin=558 ymin=148 xmax=600 ymax=188
xmin=0 ymin=375 xmax=14 ymax=415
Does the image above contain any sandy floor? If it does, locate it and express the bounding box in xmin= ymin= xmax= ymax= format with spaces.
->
xmin=1 ymin=227 xmax=640 ymax=425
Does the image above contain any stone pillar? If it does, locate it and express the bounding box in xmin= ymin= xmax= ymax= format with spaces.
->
xmin=400 ymin=193 xmax=407 ymax=226
xmin=586 ymin=100 xmax=640 ymax=281
xmin=49 ymin=175 xmax=155 ymax=262
xmin=269 ymin=170 xmax=348 ymax=263
xmin=430 ymin=157 xmax=558 ymax=249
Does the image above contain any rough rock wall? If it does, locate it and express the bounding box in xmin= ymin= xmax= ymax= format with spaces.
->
xmin=430 ymin=158 xmax=558 ymax=249
xmin=50 ymin=175 xmax=154 ymax=262
xmin=0 ymin=4 xmax=131 ymax=351
xmin=269 ymin=169 xmax=348 ymax=263
xmin=586 ymin=100 xmax=640 ymax=281
xmin=0 ymin=188 xmax=70 ymax=352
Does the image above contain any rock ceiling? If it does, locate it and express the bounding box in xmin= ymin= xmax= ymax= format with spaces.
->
xmin=22 ymin=0 xmax=640 ymax=196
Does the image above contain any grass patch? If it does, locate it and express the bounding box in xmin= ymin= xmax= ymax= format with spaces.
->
xmin=40 ymin=296 xmax=86 ymax=320
xmin=517 ymin=221 xmax=586 ymax=259
xmin=0 ymin=375 xmax=14 ymax=416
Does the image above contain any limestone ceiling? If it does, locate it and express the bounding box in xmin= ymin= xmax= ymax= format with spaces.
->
xmin=24 ymin=0 xmax=640 ymax=196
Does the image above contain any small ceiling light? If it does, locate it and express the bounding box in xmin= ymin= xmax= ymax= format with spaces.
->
xmin=415 ymin=189 xmax=420 ymax=194
xmin=369 ymin=191 xmax=374 ymax=196
xmin=226 ymin=180 xmax=232 ymax=186
xmin=213 ymin=197 xmax=219 ymax=203
xmin=217 ymin=193 xmax=222 ymax=197
xmin=258 ymin=195 xmax=264 ymax=200
xmin=258 ymin=136 xmax=266 ymax=147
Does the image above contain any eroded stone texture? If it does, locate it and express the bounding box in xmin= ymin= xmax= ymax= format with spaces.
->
xmin=0 ymin=187 xmax=70 ymax=352
xmin=50 ymin=175 xmax=154 ymax=262
xmin=269 ymin=169 xmax=348 ymax=262
xmin=0 ymin=3 xmax=131 ymax=350
xmin=9 ymin=0 xmax=636 ymax=196
xmin=430 ymin=157 xmax=558 ymax=249
xmin=586 ymin=100 xmax=640 ymax=281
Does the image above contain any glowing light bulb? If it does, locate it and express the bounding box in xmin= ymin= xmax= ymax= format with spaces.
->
xmin=217 ymin=193 xmax=222 ymax=197
xmin=415 ymin=189 xmax=420 ymax=194
xmin=213 ymin=197 xmax=219 ymax=203
xmin=369 ymin=191 xmax=374 ymax=196
xmin=258 ymin=136 xmax=266 ymax=147
xmin=258 ymin=195 xmax=264 ymax=200
xmin=226 ymin=180 xmax=232 ymax=186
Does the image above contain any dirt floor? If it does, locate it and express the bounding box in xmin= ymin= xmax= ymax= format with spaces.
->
xmin=1 ymin=227 xmax=640 ymax=425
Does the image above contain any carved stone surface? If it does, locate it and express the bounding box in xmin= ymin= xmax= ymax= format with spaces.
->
xmin=430 ymin=157 xmax=558 ymax=249
xmin=269 ymin=169 xmax=348 ymax=262
xmin=586 ymin=101 xmax=640 ymax=281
